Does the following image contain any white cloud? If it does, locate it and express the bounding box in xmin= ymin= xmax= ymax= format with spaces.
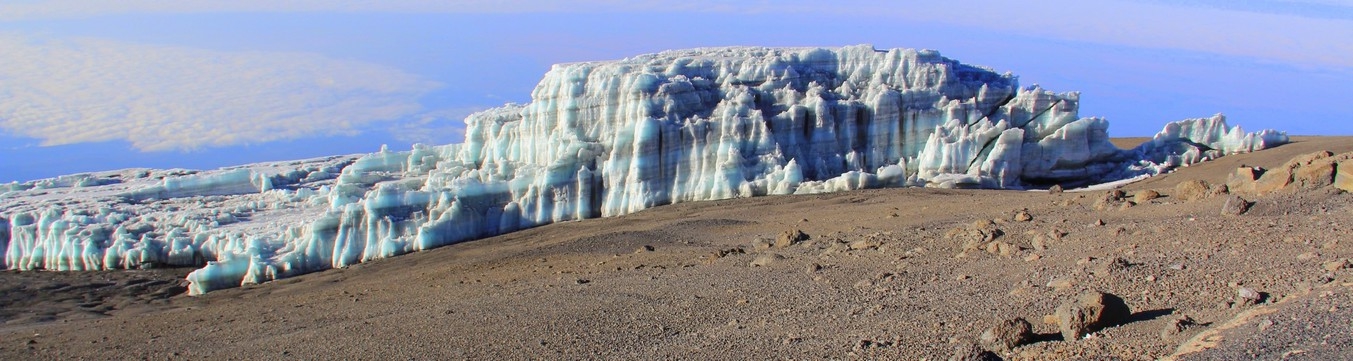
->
xmin=386 ymin=108 xmax=482 ymax=145
xmin=0 ymin=33 xmax=440 ymax=151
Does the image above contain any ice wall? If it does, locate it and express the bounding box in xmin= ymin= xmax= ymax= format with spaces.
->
xmin=0 ymin=45 xmax=1288 ymax=294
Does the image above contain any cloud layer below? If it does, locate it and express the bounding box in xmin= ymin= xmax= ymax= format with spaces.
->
xmin=0 ymin=33 xmax=440 ymax=151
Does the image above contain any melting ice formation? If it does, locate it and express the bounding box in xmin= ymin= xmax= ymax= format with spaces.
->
xmin=1 ymin=45 xmax=1288 ymax=294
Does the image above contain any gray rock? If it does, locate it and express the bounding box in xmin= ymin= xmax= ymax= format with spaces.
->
xmin=949 ymin=342 xmax=1002 ymax=361
xmin=848 ymin=240 xmax=877 ymax=251
xmin=1237 ymin=287 xmax=1264 ymax=306
xmin=979 ymin=318 xmax=1033 ymax=352
xmin=1108 ymin=189 xmax=1126 ymax=200
xmin=1030 ymin=234 xmax=1048 ymax=251
xmin=1336 ymin=159 xmax=1353 ymax=192
xmin=751 ymin=237 xmax=773 ymax=250
xmin=1055 ymin=290 xmax=1132 ymax=341
xmin=1132 ymin=190 xmax=1160 ymax=203
xmin=1159 ymin=314 xmax=1198 ymax=341
xmin=1175 ymin=180 xmax=1212 ymax=202
xmin=984 ymin=241 xmax=1015 ymax=257
xmin=1221 ymin=195 xmax=1251 ymax=216
xmin=776 ymin=229 xmax=808 ymax=248
xmin=749 ymin=253 xmax=784 ymax=267
xmin=1322 ymin=259 xmax=1350 ymax=272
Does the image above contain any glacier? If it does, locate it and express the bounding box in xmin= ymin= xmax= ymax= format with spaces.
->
xmin=0 ymin=45 xmax=1288 ymax=294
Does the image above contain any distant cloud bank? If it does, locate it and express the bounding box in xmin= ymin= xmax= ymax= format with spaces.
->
xmin=0 ymin=33 xmax=440 ymax=151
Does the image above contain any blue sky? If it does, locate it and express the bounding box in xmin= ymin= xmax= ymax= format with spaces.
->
xmin=2 ymin=0 xmax=1351 ymax=183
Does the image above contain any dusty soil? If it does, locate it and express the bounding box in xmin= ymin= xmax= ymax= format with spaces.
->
xmin=3 ymin=137 xmax=1352 ymax=360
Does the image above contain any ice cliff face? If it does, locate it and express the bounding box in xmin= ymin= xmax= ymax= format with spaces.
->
xmin=0 ymin=45 xmax=1288 ymax=294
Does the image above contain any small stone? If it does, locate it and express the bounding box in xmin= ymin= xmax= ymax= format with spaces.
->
xmin=1024 ymin=254 xmax=1041 ymax=262
xmin=1336 ymin=159 xmax=1353 ymax=192
xmin=750 ymin=253 xmax=784 ymax=267
xmin=776 ymin=229 xmax=808 ymax=248
xmin=1220 ymin=195 xmax=1251 ymax=216
xmin=710 ymin=247 xmax=745 ymax=259
xmin=574 ymin=279 xmax=590 ymax=285
xmin=1094 ymin=257 xmax=1131 ymax=275
xmin=1107 ymin=189 xmax=1126 ymax=200
xmin=1047 ymin=278 xmax=1073 ymax=291
xmin=1145 ymin=275 xmax=1157 ymax=282
xmin=1093 ymin=219 xmax=1105 ymax=227
xmin=1174 ymin=180 xmax=1212 ymax=202
xmin=636 ymin=245 xmax=655 ymax=253
xmin=1210 ymin=183 xmax=1230 ymax=196
xmin=1048 ymin=185 xmax=1064 ymax=194
xmin=985 ymin=241 xmax=1015 ymax=257
xmin=948 ymin=342 xmax=1001 ymax=361
xmin=806 ymin=263 xmax=823 ymax=273
xmin=849 ymin=240 xmax=877 ymax=251
xmin=1257 ymin=317 xmax=1275 ymax=331
xmin=1132 ymin=190 xmax=1160 ymax=203
xmin=1055 ymin=291 xmax=1131 ymax=341
xmin=1322 ymin=259 xmax=1350 ymax=272
xmin=1160 ymin=315 xmax=1198 ymax=340
xmin=1013 ymin=209 xmax=1033 ymax=222
xmin=979 ymin=317 xmax=1034 ymax=352
xmin=1237 ymin=287 xmax=1264 ymax=306
xmin=1030 ymin=234 xmax=1048 ymax=251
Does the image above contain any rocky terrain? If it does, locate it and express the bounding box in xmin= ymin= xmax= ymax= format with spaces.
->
xmin=2 ymin=136 xmax=1351 ymax=360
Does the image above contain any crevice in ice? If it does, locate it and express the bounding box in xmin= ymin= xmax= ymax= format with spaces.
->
xmin=1014 ymin=99 xmax=1063 ymax=130
xmin=972 ymin=92 xmax=1017 ymax=129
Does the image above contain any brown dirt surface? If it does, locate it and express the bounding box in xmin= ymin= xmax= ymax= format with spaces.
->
xmin=3 ymin=136 xmax=1352 ymax=360
xmin=1109 ymin=137 xmax=1150 ymax=150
